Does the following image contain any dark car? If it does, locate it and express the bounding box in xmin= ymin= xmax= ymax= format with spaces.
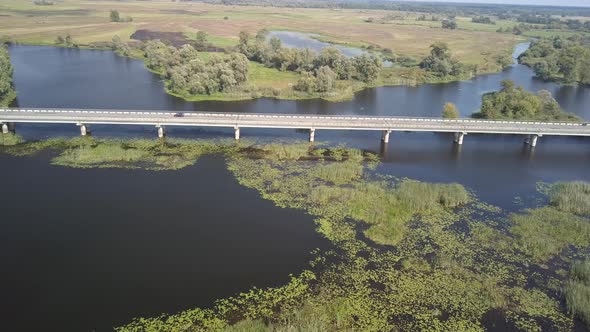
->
xmin=174 ymin=112 xmax=184 ymax=118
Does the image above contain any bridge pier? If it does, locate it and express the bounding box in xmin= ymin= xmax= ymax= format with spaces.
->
xmin=157 ymin=126 xmax=165 ymax=138
xmin=525 ymin=134 xmax=540 ymax=147
xmin=1 ymin=123 xmax=8 ymax=134
xmin=234 ymin=126 xmax=240 ymax=140
xmin=381 ymin=130 xmax=392 ymax=143
xmin=454 ymin=132 xmax=466 ymax=145
xmin=79 ymin=124 xmax=90 ymax=136
xmin=530 ymin=135 xmax=538 ymax=147
xmin=309 ymin=128 xmax=315 ymax=142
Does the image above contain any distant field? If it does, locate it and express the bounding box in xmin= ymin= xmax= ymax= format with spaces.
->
xmin=0 ymin=0 xmax=523 ymax=69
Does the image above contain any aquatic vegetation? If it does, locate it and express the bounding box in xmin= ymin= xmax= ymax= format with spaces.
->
xmin=510 ymin=207 xmax=590 ymax=262
xmin=1 ymin=137 xmax=240 ymax=170
xmin=0 ymin=132 xmax=22 ymax=146
xmin=564 ymin=260 xmax=590 ymax=328
xmin=1 ymin=137 xmax=589 ymax=331
xmin=550 ymin=181 xmax=590 ymax=216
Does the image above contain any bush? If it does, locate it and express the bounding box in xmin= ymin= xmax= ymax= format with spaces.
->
xmin=442 ymin=102 xmax=459 ymax=119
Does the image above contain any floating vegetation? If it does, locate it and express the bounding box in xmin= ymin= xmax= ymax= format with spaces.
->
xmin=1 ymin=136 xmax=589 ymax=331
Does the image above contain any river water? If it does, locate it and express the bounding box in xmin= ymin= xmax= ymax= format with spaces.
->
xmin=3 ymin=43 xmax=590 ymax=331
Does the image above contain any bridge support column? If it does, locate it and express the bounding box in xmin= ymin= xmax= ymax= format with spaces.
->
xmin=309 ymin=128 xmax=315 ymax=142
xmin=234 ymin=126 xmax=240 ymax=140
xmin=79 ymin=124 xmax=90 ymax=136
xmin=454 ymin=132 xmax=466 ymax=145
xmin=381 ymin=130 xmax=392 ymax=143
xmin=525 ymin=134 xmax=541 ymax=147
xmin=157 ymin=126 xmax=165 ymax=138
xmin=1 ymin=123 xmax=8 ymax=134
xmin=530 ymin=134 xmax=539 ymax=147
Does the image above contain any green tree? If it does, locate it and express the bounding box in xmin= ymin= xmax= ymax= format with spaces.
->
xmin=269 ymin=37 xmax=282 ymax=52
xmin=557 ymin=46 xmax=587 ymax=83
xmin=255 ymin=29 xmax=269 ymax=42
xmin=533 ymin=61 xmax=555 ymax=80
xmin=442 ymin=102 xmax=459 ymax=119
xmin=238 ymin=31 xmax=251 ymax=56
xmin=195 ymin=31 xmax=208 ymax=46
xmin=295 ymin=71 xmax=317 ymax=93
xmin=495 ymin=54 xmax=513 ymax=69
xmin=110 ymin=10 xmax=120 ymax=22
xmin=228 ymin=53 xmax=249 ymax=84
xmin=442 ymin=19 xmax=457 ymax=29
xmin=420 ymin=42 xmax=464 ymax=77
xmin=353 ymin=54 xmax=382 ymax=83
xmin=0 ymin=46 xmax=15 ymax=106
xmin=315 ymin=66 xmax=337 ymax=92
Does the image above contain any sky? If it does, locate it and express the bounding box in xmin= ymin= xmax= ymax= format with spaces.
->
xmin=402 ymin=0 xmax=590 ymax=7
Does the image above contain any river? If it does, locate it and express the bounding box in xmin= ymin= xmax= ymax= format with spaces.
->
xmin=3 ymin=43 xmax=590 ymax=331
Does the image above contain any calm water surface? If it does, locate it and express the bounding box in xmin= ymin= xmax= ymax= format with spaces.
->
xmin=4 ymin=44 xmax=590 ymax=330
xmin=0 ymin=153 xmax=327 ymax=332
xmin=267 ymin=30 xmax=368 ymax=57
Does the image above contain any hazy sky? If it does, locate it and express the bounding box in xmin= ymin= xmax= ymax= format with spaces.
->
xmin=404 ymin=0 xmax=590 ymax=7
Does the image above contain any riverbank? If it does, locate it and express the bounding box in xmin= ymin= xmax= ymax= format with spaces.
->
xmin=8 ymin=33 xmax=518 ymax=103
xmin=1 ymin=135 xmax=589 ymax=331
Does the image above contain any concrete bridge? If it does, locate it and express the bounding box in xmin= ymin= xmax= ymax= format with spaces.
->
xmin=1 ymin=108 xmax=590 ymax=147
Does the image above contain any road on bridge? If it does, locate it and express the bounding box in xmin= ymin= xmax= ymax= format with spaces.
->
xmin=1 ymin=108 xmax=589 ymax=145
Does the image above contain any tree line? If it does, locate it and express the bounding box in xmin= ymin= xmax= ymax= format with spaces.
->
xmin=517 ymin=14 xmax=590 ymax=32
xmin=143 ymin=40 xmax=249 ymax=96
xmin=0 ymin=45 xmax=15 ymax=106
xmin=236 ymin=30 xmax=383 ymax=93
xmin=519 ymin=36 xmax=590 ymax=85
xmin=205 ymin=0 xmax=590 ymax=18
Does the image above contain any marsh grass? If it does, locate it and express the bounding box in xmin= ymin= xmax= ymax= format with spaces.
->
xmin=313 ymin=161 xmax=363 ymax=185
xmin=0 ymin=132 xmax=23 ymax=146
xmin=550 ymin=181 xmax=590 ymax=216
xmin=255 ymin=143 xmax=313 ymax=161
xmin=564 ymin=260 xmax=590 ymax=327
xmin=510 ymin=207 xmax=590 ymax=262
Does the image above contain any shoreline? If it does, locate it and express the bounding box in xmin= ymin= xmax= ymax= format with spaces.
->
xmin=7 ymin=40 xmax=523 ymax=103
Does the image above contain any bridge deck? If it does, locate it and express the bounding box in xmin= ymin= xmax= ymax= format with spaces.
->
xmin=1 ymin=108 xmax=590 ymax=137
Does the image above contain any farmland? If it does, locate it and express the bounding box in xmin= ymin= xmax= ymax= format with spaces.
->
xmin=0 ymin=0 xmax=521 ymax=68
